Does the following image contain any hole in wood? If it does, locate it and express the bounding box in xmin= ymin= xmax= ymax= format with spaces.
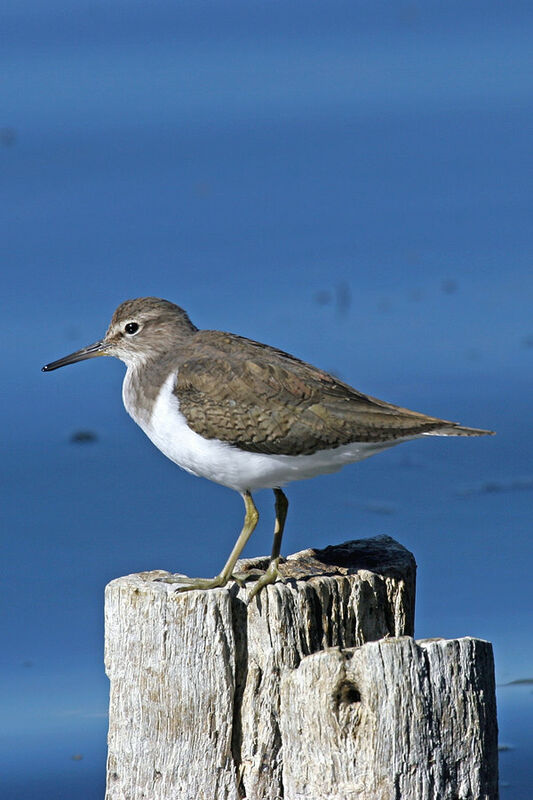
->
xmin=336 ymin=681 xmax=361 ymax=706
xmin=334 ymin=679 xmax=363 ymax=730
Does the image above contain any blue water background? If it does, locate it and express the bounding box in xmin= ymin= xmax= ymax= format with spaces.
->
xmin=2 ymin=1 xmax=532 ymax=796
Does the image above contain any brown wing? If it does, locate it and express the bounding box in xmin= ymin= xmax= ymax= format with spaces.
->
xmin=175 ymin=331 xmax=492 ymax=455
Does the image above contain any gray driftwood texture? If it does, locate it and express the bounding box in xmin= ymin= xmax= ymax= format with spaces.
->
xmin=104 ymin=536 xmax=498 ymax=800
xmin=280 ymin=637 xmax=498 ymax=800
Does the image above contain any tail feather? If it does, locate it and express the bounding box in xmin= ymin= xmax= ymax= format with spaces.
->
xmin=424 ymin=424 xmax=495 ymax=437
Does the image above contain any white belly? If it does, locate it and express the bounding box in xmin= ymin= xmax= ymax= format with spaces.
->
xmin=124 ymin=371 xmax=397 ymax=493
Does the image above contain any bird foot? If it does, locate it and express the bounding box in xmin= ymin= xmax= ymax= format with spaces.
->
xmin=154 ymin=562 xmax=281 ymax=598
xmin=154 ymin=573 xmax=246 ymax=593
xmin=247 ymin=558 xmax=281 ymax=601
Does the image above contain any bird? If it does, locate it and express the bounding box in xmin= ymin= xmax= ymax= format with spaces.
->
xmin=42 ymin=297 xmax=493 ymax=597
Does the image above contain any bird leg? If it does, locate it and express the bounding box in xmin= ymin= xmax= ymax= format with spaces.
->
xmin=247 ymin=488 xmax=289 ymax=600
xmin=169 ymin=491 xmax=260 ymax=592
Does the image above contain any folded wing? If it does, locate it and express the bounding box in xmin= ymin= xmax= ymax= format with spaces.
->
xmin=175 ymin=332 xmax=493 ymax=456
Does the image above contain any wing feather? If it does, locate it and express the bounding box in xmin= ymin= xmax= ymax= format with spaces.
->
xmin=175 ymin=332 xmax=492 ymax=455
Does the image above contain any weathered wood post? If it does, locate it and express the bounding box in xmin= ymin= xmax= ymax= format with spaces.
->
xmin=104 ymin=536 xmax=498 ymax=800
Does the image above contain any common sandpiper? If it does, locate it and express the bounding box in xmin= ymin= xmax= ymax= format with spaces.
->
xmin=42 ymin=297 xmax=493 ymax=597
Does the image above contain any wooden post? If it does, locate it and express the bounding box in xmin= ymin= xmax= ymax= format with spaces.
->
xmin=104 ymin=536 xmax=498 ymax=799
xmin=280 ymin=637 xmax=498 ymax=800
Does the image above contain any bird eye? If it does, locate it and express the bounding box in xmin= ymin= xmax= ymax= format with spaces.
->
xmin=124 ymin=322 xmax=140 ymax=335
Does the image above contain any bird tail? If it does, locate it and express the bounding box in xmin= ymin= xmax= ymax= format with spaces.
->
xmin=424 ymin=424 xmax=495 ymax=437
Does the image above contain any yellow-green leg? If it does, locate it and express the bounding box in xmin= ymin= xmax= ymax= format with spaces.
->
xmin=168 ymin=491 xmax=259 ymax=592
xmin=248 ymin=488 xmax=289 ymax=600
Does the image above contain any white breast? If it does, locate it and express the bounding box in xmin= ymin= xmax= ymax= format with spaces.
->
xmin=124 ymin=371 xmax=398 ymax=493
